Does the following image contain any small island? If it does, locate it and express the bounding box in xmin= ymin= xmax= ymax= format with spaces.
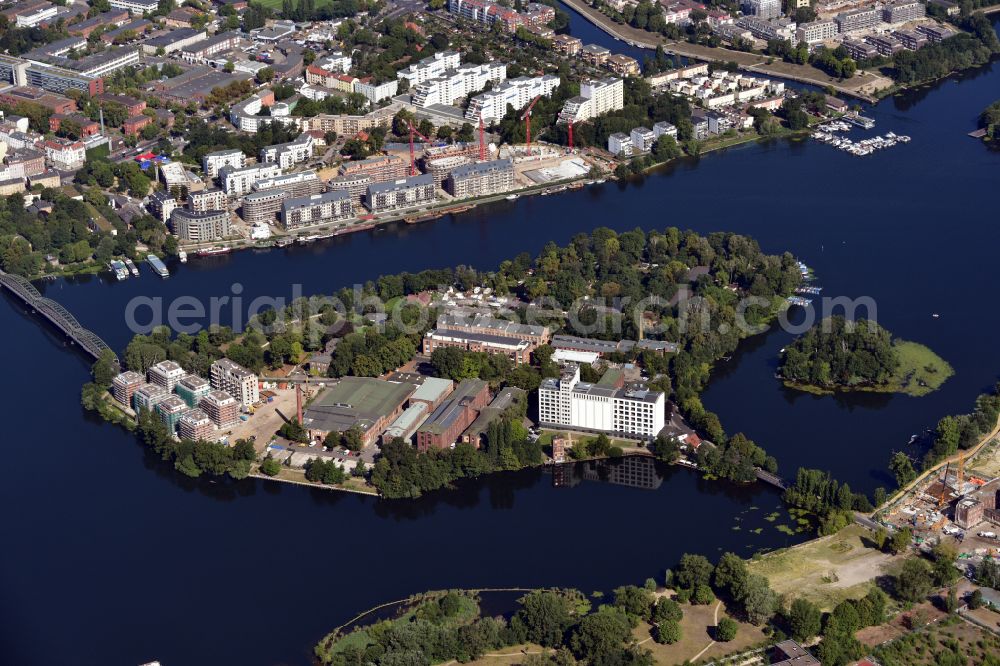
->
xmin=778 ymin=316 xmax=952 ymax=397
xmin=979 ymin=100 xmax=1000 ymax=143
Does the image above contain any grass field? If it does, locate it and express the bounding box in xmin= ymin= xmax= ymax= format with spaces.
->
xmin=537 ymin=429 xmax=636 ymax=449
xmin=748 ymin=524 xmax=902 ymax=611
xmin=633 ymin=601 xmax=766 ymax=664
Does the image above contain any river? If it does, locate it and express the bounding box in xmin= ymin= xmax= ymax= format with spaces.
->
xmin=2 ymin=18 xmax=1000 ymax=666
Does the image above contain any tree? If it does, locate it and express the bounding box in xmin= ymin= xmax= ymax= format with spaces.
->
xmin=786 ymin=598 xmax=822 ymax=642
xmin=930 ymin=541 xmax=960 ymax=586
xmin=612 ymin=585 xmax=654 ymax=623
xmin=740 ymin=575 xmax=777 ymax=625
xmin=945 ymin=587 xmax=958 ymax=613
xmin=341 ymin=426 xmax=364 ymax=451
xmin=889 ymin=451 xmax=917 ymax=488
xmin=969 ymin=588 xmax=984 ymax=610
xmin=674 ymin=553 xmax=714 ymax=590
xmin=713 ymin=552 xmax=748 ymax=597
xmin=716 ymin=617 xmax=738 ymax=641
xmin=651 ymin=598 xmax=682 ymax=625
xmin=889 ymin=527 xmax=912 ymax=555
xmin=570 ymin=606 xmax=632 ymax=659
xmin=896 ymin=557 xmax=933 ymax=603
xmin=692 ymin=584 xmax=715 ymax=605
xmin=91 ymin=349 xmax=119 ymax=387
xmin=261 ymin=456 xmax=282 ymax=476
xmin=653 ymin=620 xmax=680 ymax=644
xmin=517 ymin=591 xmax=574 ymax=647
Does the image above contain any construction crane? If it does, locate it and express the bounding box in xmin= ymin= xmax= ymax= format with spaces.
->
xmin=938 ymin=461 xmax=951 ymax=508
xmin=957 ymin=452 xmax=965 ymax=493
xmin=478 ymin=116 xmax=487 ymax=161
xmin=406 ymin=120 xmax=431 ymax=176
xmin=568 ymin=120 xmax=574 ymax=151
xmin=521 ymin=95 xmax=542 ymax=157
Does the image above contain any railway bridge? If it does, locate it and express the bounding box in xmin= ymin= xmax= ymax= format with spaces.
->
xmin=0 ymin=269 xmax=118 ymax=366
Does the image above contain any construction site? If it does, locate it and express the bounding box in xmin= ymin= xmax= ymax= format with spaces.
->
xmin=881 ymin=444 xmax=1000 ymax=555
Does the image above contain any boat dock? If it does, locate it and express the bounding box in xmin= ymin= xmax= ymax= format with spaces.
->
xmin=845 ymin=114 xmax=876 ymax=129
xmin=795 ymin=286 xmax=822 ymax=295
xmin=787 ymin=296 xmax=812 ymax=307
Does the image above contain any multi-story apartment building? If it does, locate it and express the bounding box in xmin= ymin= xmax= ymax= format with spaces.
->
xmin=448 ymin=0 xmax=555 ymax=32
xmin=327 ymin=173 xmax=372 ymax=207
xmin=171 ymin=209 xmax=231 ymax=242
xmin=297 ymin=103 xmax=399 ymax=136
xmin=630 ymin=127 xmax=655 ymax=152
xmin=108 ymin=0 xmax=158 ymax=12
xmin=252 ymin=170 xmax=324 ymax=197
xmin=608 ymin=132 xmax=633 ymax=156
xmin=841 ymin=38 xmax=880 ymax=60
xmin=396 ymin=51 xmax=462 ymax=85
xmin=156 ymin=396 xmax=189 ymax=433
xmin=188 ymin=188 xmax=227 ymax=213
xmin=178 ymin=408 xmax=214 ymax=440
xmin=175 ymin=374 xmax=211 ymax=408
xmin=915 ymin=23 xmax=957 ymax=42
xmin=551 ymin=34 xmax=583 ymax=56
xmin=203 ymin=149 xmax=246 ymax=180
xmin=537 ymin=365 xmax=666 ymax=439
xmin=411 ymin=62 xmax=507 ymax=108
xmin=364 ymin=174 xmax=436 ymax=213
xmin=148 ymin=190 xmax=177 ymax=224
xmin=835 ymin=7 xmax=881 ymax=33
xmin=41 ymin=139 xmax=86 ymax=170
xmin=652 ymin=121 xmax=677 ymax=139
xmin=605 ymin=54 xmax=640 ymax=76
xmin=882 ymin=0 xmax=924 ymax=24
xmin=796 ymin=19 xmax=838 ymax=45
xmin=558 ymin=78 xmax=624 ymax=124
xmin=229 ymin=90 xmax=297 ymax=132
xmin=415 ymin=378 xmax=490 ymax=451
xmin=180 ymin=31 xmax=241 ymax=64
xmin=893 ymin=29 xmax=928 ymax=49
xmin=218 ymin=163 xmax=282 ymax=197
xmin=199 ymin=390 xmax=239 ymax=428
xmin=112 ymin=371 xmax=145 ymax=407
xmin=259 ymin=134 xmax=314 ymax=169
xmin=444 ymin=159 xmax=514 ymax=198
xmin=741 ymin=0 xmax=780 ymax=19
xmin=133 ymin=383 xmax=170 ymax=414
xmin=147 ymin=360 xmax=187 ymax=392
xmin=580 ymin=44 xmax=611 ymax=66
xmin=339 ymin=154 xmax=408 ymax=183
xmin=241 ymin=189 xmax=288 ymax=225
xmin=465 ymin=75 xmax=560 ymax=122
xmin=5 ymin=1 xmax=57 ymax=28
xmin=210 ymin=358 xmax=259 ymax=408
xmin=425 ymin=156 xmax=473 ymax=187
xmin=279 ymin=190 xmax=354 ymax=229
xmin=353 ymin=79 xmax=399 ymax=104
xmin=865 ymin=34 xmax=905 ymax=56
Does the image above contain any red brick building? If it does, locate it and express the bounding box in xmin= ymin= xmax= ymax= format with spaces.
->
xmin=0 ymin=86 xmax=76 ymax=114
xmin=416 ymin=379 xmax=490 ymax=451
xmin=122 ymin=114 xmax=153 ymax=136
xmin=48 ymin=113 xmax=100 ymax=136
xmin=97 ymin=93 xmax=146 ymax=117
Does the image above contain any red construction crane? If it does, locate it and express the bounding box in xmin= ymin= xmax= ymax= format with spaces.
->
xmin=521 ymin=95 xmax=542 ymax=157
xmin=568 ymin=121 xmax=574 ymax=150
xmin=407 ymin=120 xmax=431 ymax=176
xmin=478 ymin=115 xmax=487 ymax=161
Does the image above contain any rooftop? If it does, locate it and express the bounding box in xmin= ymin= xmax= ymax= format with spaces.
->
xmin=303 ymin=378 xmax=414 ymax=434
xmin=420 ymin=378 xmax=488 ymax=436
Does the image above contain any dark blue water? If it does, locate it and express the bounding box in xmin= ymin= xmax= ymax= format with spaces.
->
xmin=558 ymin=0 xmax=652 ymax=62
xmin=3 ymin=20 xmax=1000 ymax=665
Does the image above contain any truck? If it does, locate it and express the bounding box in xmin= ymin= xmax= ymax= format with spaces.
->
xmin=979 ymin=531 xmax=996 ymax=539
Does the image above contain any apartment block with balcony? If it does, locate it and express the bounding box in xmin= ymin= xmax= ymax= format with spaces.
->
xmin=444 ymin=159 xmax=514 ymax=198
xmin=280 ymin=190 xmax=354 ymax=230
xmin=210 ymin=358 xmax=259 ymax=408
xmin=200 ymin=390 xmax=239 ymax=428
xmin=147 ymin=360 xmax=187 ymax=392
xmin=112 ymin=371 xmax=144 ymax=407
xmin=364 ymin=174 xmax=436 ymax=213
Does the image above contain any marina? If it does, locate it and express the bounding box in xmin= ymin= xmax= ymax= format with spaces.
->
xmin=812 ymin=124 xmax=911 ymax=156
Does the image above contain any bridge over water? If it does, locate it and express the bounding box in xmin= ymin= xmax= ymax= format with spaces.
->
xmin=0 ymin=269 xmax=118 ymax=367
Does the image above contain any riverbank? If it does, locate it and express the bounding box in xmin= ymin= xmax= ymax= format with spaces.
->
xmin=557 ymin=0 xmax=889 ymax=101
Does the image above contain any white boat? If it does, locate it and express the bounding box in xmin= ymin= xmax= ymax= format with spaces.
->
xmin=932 ymin=313 xmax=940 ymax=318
xmin=178 ymin=250 xmax=187 ymax=263
xmin=146 ymin=254 xmax=169 ymax=278
xmin=505 ymin=194 xmax=519 ymax=201
xmin=124 ymin=258 xmax=139 ymax=277
xmin=109 ymin=260 xmax=128 ymax=281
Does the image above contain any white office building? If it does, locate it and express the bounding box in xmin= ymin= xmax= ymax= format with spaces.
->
xmin=218 ymin=163 xmax=283 ymax=197
xmin=259 ymin=133 xmax=315 ymax=169
xmin=465 ymin=75 xmax=560 ymax=122
xmin=537 ymin=365 xmax=666 ymax=439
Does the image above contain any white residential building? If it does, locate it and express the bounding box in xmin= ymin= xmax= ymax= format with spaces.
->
xmin=396 ymin=51 xmax=463 ymax=85
xmin=210 ymin=358 xmax=259 ymax=408
xmin=796 ymin=20 xmax=839 ymax=45
xmin=558 ymin=78 xmax=624 ymax=124
xmin=259 ymin=133 xmax=315 ymax=169
xmin=630 ymin=127 xmax=655 ymax=152
xmin=318 ymin=52 xmax=353 ymax=73
xmin=148 ymin=360 xmax=187 ymax=392
xmin=202 ymin=149 xmax=246 ymax=180
xmin=14 ymin=3 xmax=57 ymax=28
xmin=411 ymin=62 xmax=507 ymax=108
xmin=608 ymin=132 xmax=633 ymax=156
xmin=465 ymin=75 xmax=560 ymax=122
xmin=653 ymin=121 xmax=677 ymax=139
xmin=741 ymin=0 xmax=780 ymax=19
xmin=218 ymin=163 xmax=282 ymax=197
xmin=353 ymin=79 xmax=399 ymax=104
xmin=108 ymin=0 xmax=159 ymax=13
xmin=537 ymin=365 xmax=666 ymax=439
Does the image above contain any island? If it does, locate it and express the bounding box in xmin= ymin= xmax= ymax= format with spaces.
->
xmin=778 ymin=315 xmax=952 ymax=397
xmin=979 ymin=100 xmax=1000 ymax=142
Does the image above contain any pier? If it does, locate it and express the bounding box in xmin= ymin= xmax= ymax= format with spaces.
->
xmin=0 ymin=269 xmax=118 ymax=365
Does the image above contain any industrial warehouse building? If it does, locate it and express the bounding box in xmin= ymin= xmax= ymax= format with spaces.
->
xmin=416 ymin=378 xmax=490 ymax=451
xmin=302 ymin=377 xmax=415 ymax=447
